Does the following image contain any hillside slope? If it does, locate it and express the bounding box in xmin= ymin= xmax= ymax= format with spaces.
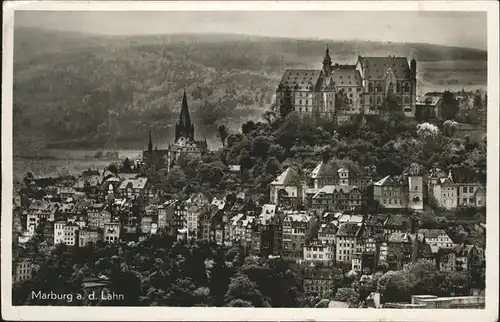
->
xmin=12 ymin=28 xmax=487 ymax=154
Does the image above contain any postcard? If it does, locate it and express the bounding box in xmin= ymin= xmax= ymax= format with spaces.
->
xmin=2 ymin=1 xmax=499 ymax=321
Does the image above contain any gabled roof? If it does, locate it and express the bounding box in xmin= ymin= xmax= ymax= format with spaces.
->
xmin=388 ymin=232 xmax=411 ymax=243
xmin=373 ymin=175 xmax=406 ymax=186
xmin=438 ymin=177 xmax=455 ymax=186
xmin=475 ymin=186 xmax=486 ymax=196
xmin=119 ymin=177 xmax=148 ymax=190
xmin=271 ymin=167 xmax=303 ymax=186
xmin=385 ymin=214 xmax=409 ymax=227
xmin=278 ymin=69 xmax=322 ymax=92
xmin=336 ymin=222 xmax=362 ymax=237
xmin=284 ymin=213 xmax=312 ymax=223
xmin=310 ymin=162 xmax=337 ymax=179
xmin=358 ymin=56 xmax=411 ymax=80
xmin=312 ymin=185 xmax=359 ymax=198
xmin=332 ymin=67 xmax=362 ymax=87
xmin=418 ymin=229 xmax=449 ymax=239
xmin=260 ymin=204 xmax=276 ymax=217
xmin=416 ymin=96 xmax=441 ymax=106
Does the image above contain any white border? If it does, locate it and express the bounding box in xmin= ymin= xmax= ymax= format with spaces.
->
xmin=2 ymin=1 xmax=499 ymax=321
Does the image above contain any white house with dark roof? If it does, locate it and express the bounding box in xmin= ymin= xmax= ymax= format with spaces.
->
xmin=270 ymin=167 xmax=306 ymax=208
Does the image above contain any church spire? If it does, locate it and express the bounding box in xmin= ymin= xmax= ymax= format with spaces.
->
xmin=148 ymin=129 xmax=153 ymax=152
xmin=175 ymin=90 xmax=195 ymax=142
xmin=322 ymin=45 xmax=332 ymax=75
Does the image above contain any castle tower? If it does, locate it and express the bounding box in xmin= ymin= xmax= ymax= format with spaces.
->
xmin=175 ymin=90 xmax=195 ymax=142
xmin=322 ymin=45 xmax=332 ymax=76
xmin=410 ymin=58 xmax=417 ymax=112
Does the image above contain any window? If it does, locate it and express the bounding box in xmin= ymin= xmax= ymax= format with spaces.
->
xmin=463 ymin=198 xmax=467 ymax=204
xmin=469 ymin=186 xmax=474 ymax=193
xmin=463 ymin=187 xmax=467 ymax=193
xmin=469 ymin=197 xmax=474 ymax=203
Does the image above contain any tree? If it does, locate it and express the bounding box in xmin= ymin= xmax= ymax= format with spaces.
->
xmin=242 ymin=121 xmax=257 ymax=135
xmin=334 ymin=288 xmax=359 ymax=307
xmin=166 ymin=166 xmax=186 ymax=190
xmin=106 ymin=163 xmax=118 ymax=175
xmin=263 ymin=110 xmax=276 ymax=126
xmin=443 ymin=120 xmax=459 ymax=137
xmin=250 ymin=136 xmax=272 ymax=158
xmin=377 ymin=270 xmax=412 ymax=303
xmin=417 ymin=122 xmax=440 ymax=140
xmin=120 ymin=157 xmax=135 ymax=173
xmin=217 ymin=125 xmax=229 ymax=147
xmin=224 ymin=274 xmax=271 ymax=307
xmin=441 ymin=91 xmax=459 ymax=120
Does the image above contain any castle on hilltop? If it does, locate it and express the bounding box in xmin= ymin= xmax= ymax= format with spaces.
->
xmin=142 ymin=91 xmax=207 ymax=172
xmin=274 ymin=47 xmax=417 ymax=122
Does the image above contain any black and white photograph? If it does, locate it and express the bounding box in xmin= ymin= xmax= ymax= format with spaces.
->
xmin=2 ymin=1 xmax=499 ymax=321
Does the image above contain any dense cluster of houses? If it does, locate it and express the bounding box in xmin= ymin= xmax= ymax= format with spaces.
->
xmin=270 ymin=161 xmax=486 ymax=212
xmin=12 ymin=159 xmax=486 ymax=296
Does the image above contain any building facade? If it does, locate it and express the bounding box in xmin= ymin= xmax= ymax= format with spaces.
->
xmin=274 ymin=48 xmax=417 ymax=121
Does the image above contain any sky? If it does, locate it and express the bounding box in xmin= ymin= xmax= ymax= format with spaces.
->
xmin=15 ymin=10 xmax=487 ymax=50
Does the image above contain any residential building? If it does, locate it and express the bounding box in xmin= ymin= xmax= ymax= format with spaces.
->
xmin=457 ymin=183 xmax=485 ymax=207
xmin=270 ymin=167 xmax=306 ymax=209
xmin=372 ymin=176 xmax=407 ymax=209
xmin=54 ymin=221 xmax=79 ymax=246
xmin=198 ymin=206 xmax=219 ymax=241
xmin=158 ymin=200 xmax=177 ymax=234
xmin=430 ymin=173 xmax=458 ymax=210
xmin=141 ymin=216 xmax=153 ymax=234
xmin=335 ymin=222 xmax=363 ymax=263
xmin=103 ymin=222 xmax=120 ymax=243
xmin=87 ymin=206 xmax=111 ymax=230
xmin=282 ymin=212 xmax=314 ymax=260
xmin=310 ymin=162 xmax=372 ymax=190
xmin=117 ymin=177 xmax=149 ymax=199
xmin=418 ymin=229 xmax=455 ymax=249
xmin=454 ymin=244 xmax=482 ymax=272
xmin=436 ymin=248 xmax=456 ymax=272
xmin=304 ymin=241 xmax=335 ymax=263
xmin=13 ymin=258 xmax=32 ymax=283
xmin=352 ymin=252 xmax=377 ymax=273
xmin=303 ymin=267 xmax=334 ymax=298
xmin=415 ymin=94 xmax=443 ymax=120
xmin=318 ymin=222 xmax=337 ymax=245
xmin=78 ymin=228 xmax=101 ymax=247
xmin=311 ymin=185 xmax=365 ymax=212
xmin=386 ymin=232 xmax=413 ymax=270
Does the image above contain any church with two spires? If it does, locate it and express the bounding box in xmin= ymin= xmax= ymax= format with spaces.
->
xmin=142 ymin=91 xmax=208 ymax=171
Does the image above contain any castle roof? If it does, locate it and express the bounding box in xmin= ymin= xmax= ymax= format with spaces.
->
xmin=278 ymin=69 xmax=322 ymax=92
xmin=358 ymin=56 xmax=411 ymax=80
xmin=332 ymin=67 xmax=362 ymax=87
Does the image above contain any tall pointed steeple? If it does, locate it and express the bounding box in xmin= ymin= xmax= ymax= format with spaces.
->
xmin=175 ymin=90 xmax=195 ymax=142
xmin=148 ymin=129 xmax=153 ymax=152
xmin=322 ymin=45 xmax=332 ymax=75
